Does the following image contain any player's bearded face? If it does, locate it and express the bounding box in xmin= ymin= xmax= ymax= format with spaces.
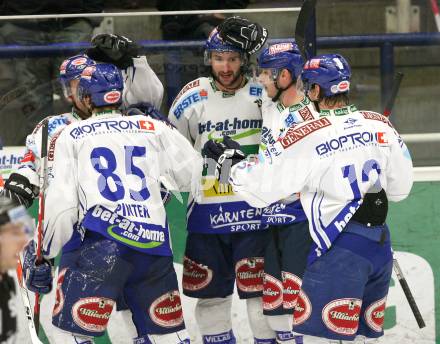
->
xmin=258 ymin=69 xmax=277 ymax=97
xmin=211 ymin=51 xmax=243 ymax=90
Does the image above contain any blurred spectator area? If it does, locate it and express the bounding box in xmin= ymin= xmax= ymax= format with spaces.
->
xmin=1 ymin=0 xmax=439 ymax=165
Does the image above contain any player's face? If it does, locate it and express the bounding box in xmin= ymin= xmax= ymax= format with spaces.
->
xmin=69 ymin=79 xmax=91 ymax=119
xmin=210 ymin=51 xmax=243 ymax=90
xmin=258 ymin=68 xmax=277 ymax=97
xmin=0 ymin=223 xmax=28 ymax=271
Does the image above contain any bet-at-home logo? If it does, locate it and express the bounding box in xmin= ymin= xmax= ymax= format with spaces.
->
xmin=381 ymin=251 xmax=435 ymax=343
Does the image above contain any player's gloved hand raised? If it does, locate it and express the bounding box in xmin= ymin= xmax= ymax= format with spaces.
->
xmin=203 ymin=136 xmax=246 ymax=191
xmin=22 ymin=240 xmax=53 ymax=294
xmin=86 ymin=34 xmax=139 ymax=69
xmin=1 ymin=173 xmax=38 ymax=209
xmin=217 ymin=16 xmax=268 ymax=54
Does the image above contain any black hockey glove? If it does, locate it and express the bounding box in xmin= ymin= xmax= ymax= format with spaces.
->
xmin=86 ymin=34 xmax=139 ymax=69
xmin=217 ymin=16 xmax=268 ymax=54
xmin=2 ymin=173 xmax=38 ymax=208
xmin=203 ymin=136 xmax=246 ymax=189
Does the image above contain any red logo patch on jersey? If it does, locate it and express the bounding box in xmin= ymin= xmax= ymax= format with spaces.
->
xmin=361 ymin=111 xmax=394 ymax=128
xmin=138 ymin=120 xmax=155 ymax=131
xmin=182 ymin=256 xmax=213 ymax=291
xmin=263 ymin=274 xmax=283 ymax=311
xmin=376 ymin=132 xmax=388 ymax=144
xmin=21 ymin=150 xmax=35 ymax=163
xmin=292 ymin=290 xmax=312 ymax=325
xmin=52 ymin=268 xmax=67 ymax=317
xmin=103 ymin=91 xmax=121 ymax=104
xmin=199 ymin=89 xmax=208 ymax=97
xmin=281 ymin=117 xmax=331 ymax=149
xmin=298 ymin=106 xmax=314 ymax=121
xmin=364 ymin=297 xmax=386 ymax=332
xmin=72 ymin=57 xmax=88 ymax=66
xmin=171 ymin=80 xmax=201 ymax=108
xmin=282 ymin=272 xmax=302 ymax=310
xmin=72 ymin=297 xmax=114 ymax=332
xmin=235 ymin=257 xmax=264 ymax=293
xmin=48 ymin=130 xmax=63 ymax=161
xmin=322 ymin=298 xmax=362 ymax=336
xmin=149 ymin=290 xmax=184 ymax=328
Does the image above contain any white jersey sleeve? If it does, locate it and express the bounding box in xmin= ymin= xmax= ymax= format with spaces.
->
xmin=168 ymin=79 xmax=201 ymax=145
xmin=157 ymin=124 xmax=203 ymax=194
xmin=42 ymin=128 xmax=78 ymax=259
xmin=230 ymin=138 xmax=314 ymax=209
xmin=122 ymin=56 xmax=164 ymax=109
xmin=231 ymin=109 xmax=413 ymax=254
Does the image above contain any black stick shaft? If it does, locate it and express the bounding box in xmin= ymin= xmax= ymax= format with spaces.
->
xmin=393 ymin=258 xmax=426 ymax=328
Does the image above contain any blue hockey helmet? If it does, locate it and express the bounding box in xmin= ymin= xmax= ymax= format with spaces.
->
xmin=301 ymin=54 xmax=351 ymax=97
xmin=59 ymin=54 xmax=95 ymax=97
xmin=77 ymin=63 xmax=124 ymax=108
xmin=204 ymin=27 xmax=247 ymax=65
xmin=257 ymin=41 xmax=304 ymax=80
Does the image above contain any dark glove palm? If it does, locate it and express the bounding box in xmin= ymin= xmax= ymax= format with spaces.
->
xmin=203 ymin=136 xmax=245 ymax=187
xmin=86 ymin=34 xmax=139 ymax=69
xmin=217 ymin=16 xmax=268 ymax=54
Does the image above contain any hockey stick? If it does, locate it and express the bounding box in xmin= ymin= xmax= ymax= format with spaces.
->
xmin=381 ymin=73 xmax=426 ymax=329
xmin=393 ymin=256 xmax=426 ymax=328
xmin=383 ymin=72 xmax=404 ymax=117
xmin=33 ymin=119 xmax=49 ymax=333
xmin=16 ymin=255 xmax=44 ymax=344
xmin=294 ymin=0 xmax=317 ymax=61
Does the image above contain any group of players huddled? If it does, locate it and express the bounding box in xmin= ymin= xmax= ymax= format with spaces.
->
xmin=0 ymin=16 xmax=412 ymax=344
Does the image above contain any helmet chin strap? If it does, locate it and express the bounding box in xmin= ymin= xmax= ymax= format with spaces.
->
xmin=272 ymin=76 xmax=295 ymax=103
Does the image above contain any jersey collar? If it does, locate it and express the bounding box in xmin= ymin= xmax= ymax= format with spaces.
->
xmin=319 ymin=104 xmax=358 ymax=117
xmin=277 ymin=96 xmax=311 ymax=114
xmin=91 ymin=109 xmax=122 ymax=118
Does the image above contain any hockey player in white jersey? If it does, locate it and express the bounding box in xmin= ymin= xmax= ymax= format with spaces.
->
xmin=2 ymin=33 xmax=164 ymax=209
xmin=1 ymin=34 xmax=165 ymax=296
xmin=208 ymin=53 xmax=413 ymax=343
xmin=41 ymin=63 xmax=201 ymax=343
xmin=169 ymin=19 xmax=277 ymax=344
xmin=255 ymin=41 xmax=318 ymax=344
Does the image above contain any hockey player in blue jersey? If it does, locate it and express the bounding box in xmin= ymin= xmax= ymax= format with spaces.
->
xmin=207 ymin=53 xmax=413 ymax=343
xmin=38 ymin=63 xmax=202 ymax=343
xmin=255 ymin=42 xmax=318 ymax=344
